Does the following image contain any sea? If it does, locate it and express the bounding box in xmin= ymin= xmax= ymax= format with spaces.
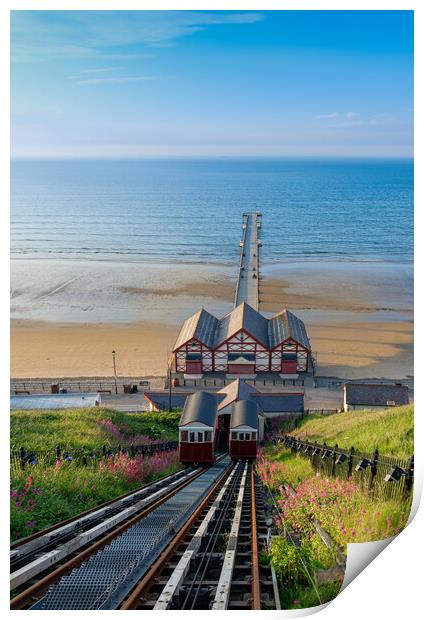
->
xmin=11 ymin=158 xmax=413 ymax=265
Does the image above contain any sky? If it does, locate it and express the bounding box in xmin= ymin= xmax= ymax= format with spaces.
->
xmin=11 ymin=10 xmax=414 ymax=158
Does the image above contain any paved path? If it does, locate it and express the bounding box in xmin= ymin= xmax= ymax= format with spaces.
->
xmin=234 ymin=212 xmax=261 ymax=310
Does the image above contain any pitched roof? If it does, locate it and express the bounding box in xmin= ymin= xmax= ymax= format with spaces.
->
xmin=210 ymin=302 xmax=269 ymax=347
xmin=143 ymin=392 xmax=190 ymax=410
xmin=344 ymin=383 xmax=409 ymax=407
xmin=216 ymin=379 xmax=258 ymax=411
xmin=268 ymin=309 xmax=311 ymax=350
xmin=173 ymin=308 xmax=219 ymax=350
xmin=173 ymin=304 xmax=310 ymax=352
xmin=230 ymin=399 xmax=260 ymax=430
xmin=179 ymin=391 xmax=218 ymax=427
xmin=251 ymin=392 xmax=304 ymax=413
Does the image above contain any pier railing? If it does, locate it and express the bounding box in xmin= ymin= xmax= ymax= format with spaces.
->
xmin=234 ymin=213 xmax=250 ymax=308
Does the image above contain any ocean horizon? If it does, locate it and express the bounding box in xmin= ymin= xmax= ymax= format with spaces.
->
xmin=11 ymin=158 xmax=413 ymax=266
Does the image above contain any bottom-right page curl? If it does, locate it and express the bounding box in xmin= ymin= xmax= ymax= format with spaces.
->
xmin=255 ymin=405 xmax=415 ymax=613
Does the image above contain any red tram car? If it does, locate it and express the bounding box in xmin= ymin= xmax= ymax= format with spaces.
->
xmin=229 ymin=399 xmax=261 ymax=460
xmin=178 ymin=391 xmax=218 ymax=465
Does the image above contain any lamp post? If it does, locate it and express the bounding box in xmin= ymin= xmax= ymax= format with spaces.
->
xmin=168 ymin=352 xmax=172 ymax=412
xmin=112 ymin=350 xmax=118 ymax=395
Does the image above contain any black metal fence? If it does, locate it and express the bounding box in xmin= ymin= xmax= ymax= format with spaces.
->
xmin=10 ymin=441 xmax=178 ymax=474
xmin=281 ymin=436 xmax=414 ymax=502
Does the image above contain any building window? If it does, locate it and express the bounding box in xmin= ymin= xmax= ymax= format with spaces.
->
xmin=181 ymin=430 xmax=188 ymax=442
xmin=189 ymin=431 xmax=195 ymax=442
xmin=231 ymin=432 xmax=237 ymax=440
xmin=205 ymin=431 xmax=212 ymax=442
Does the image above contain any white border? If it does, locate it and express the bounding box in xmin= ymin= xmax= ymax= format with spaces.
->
xmin=1 ymin=2 xmax=420 ymax=619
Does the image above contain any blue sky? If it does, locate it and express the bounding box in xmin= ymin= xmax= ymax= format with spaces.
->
xmin=11 ymin=10 xmax=413 ymax=158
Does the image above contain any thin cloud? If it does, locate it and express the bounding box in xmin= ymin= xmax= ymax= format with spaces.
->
xmin=11 ymin=11 xmax=264 ymax=62
xmin=315 ymin=112 xmax=338 ymax=119
xmin=77 ymin=76 xmax=155 ymax=85
xmin=80 ymin=67 xmax=124 ymax=74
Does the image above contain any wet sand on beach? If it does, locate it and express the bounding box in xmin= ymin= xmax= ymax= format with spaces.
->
xmin=10 ymin=258 xmax=413 ymax=380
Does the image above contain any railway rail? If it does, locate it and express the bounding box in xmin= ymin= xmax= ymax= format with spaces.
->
xmin=11 ymin=457 xmax=280 ymax=610
xmin=122 ymin=462 xmax=279 ymax=610
xmin=10 ymin=465 xmax=202 ymax=594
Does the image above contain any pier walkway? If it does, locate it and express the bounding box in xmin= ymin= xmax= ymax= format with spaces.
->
xmin=234 ymin=212 xmax=261 ymax=310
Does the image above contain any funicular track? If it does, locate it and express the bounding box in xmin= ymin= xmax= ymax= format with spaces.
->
xmin=10 ymin=466 xmax=198 ymax=582
xmin=122 ymin=462 xmax=279 ymax=610
xmin=10 ymin=459 xmax=227 ymax=610
xmin=11 ymin=457 xmax=279 ymax=610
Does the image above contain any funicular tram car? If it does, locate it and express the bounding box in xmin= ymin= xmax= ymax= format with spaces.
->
xmin=229 ymin=399 xmax=263 ymax=460
xmin=178 ymin=391 xmax=218 ymax=465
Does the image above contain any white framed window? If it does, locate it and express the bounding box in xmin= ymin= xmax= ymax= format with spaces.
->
xmin=188 ymin=431 xmax=205 ymax=442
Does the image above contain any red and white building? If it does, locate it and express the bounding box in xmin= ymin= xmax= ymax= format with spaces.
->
xmin=173 ymin=302 xmax=311 ymax=376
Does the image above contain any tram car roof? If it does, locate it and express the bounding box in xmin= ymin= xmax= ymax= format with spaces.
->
xmin=179 ymin=391 xmax=218 ymax=428
xmin=230 ymin=399 xmax=261 ymax=430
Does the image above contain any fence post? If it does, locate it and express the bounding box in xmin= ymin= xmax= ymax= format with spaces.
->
xmin=311 ymin=441 xmax=317 ymax=468
xmin=403 ymin=455 xmax=414 ymax=500
xmin=20 ymin=446 xmax=26 ymax=470
xmin=369 ymin=448 xmax=379 ymax=492
xmin=320 ymin=442 xmax=326 ymax=474
xmin=347 ymin=446 xmax=354 ymax=478
xmin=331 ymin=443 xmax=338 ymax=477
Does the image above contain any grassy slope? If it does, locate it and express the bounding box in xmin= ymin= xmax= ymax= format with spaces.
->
xmin=10 ymin=408 xmax=181 ymax=450
xmin=289 ymin=405 xmax=413 ymax=458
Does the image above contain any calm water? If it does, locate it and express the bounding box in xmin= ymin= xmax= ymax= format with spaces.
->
xmin=11 ymin=159 xmax=413 ymax=264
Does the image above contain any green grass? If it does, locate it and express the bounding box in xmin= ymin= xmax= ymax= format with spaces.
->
xmin=11 ymin=450 xmax=182 ymax=541
xmin=10 ymin=408 xmax=181 ymax=450
xmin=289 ymin=405 xmax=413 ymax=457
xmin=258 ymin=447 xmax=412 ymax=546
xmin=256 ymin=405 xmax=414 ymax=609
xmin=10 ymin=407 xmax=183 ymax=540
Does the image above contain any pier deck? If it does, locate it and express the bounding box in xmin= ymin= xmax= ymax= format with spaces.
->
xmin=234 ymin=212 xmax=261 ymax=310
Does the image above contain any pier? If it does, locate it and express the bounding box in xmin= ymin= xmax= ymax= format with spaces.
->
xmin=234 ymin=212 xmax=262 ymax=310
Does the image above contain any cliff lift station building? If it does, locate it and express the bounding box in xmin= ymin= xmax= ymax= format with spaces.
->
xmin=173 ymin=301 xmax=311 ymax=377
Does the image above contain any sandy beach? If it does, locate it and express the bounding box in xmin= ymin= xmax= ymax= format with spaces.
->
xmin=11 ymin=258 xmax=413 ymax=380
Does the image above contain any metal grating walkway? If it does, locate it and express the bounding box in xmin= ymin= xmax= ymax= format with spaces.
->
xmin=31 ymin=458 xmax=231 ymax=610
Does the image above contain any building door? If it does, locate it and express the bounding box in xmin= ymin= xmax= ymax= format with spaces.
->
xmin=228 ymin=363 xmax=255 ymax=375
xmin=185 ymin=360 xmax=202 ymax=374
xmin=282 ymin=352 xmax=297 ymax=374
